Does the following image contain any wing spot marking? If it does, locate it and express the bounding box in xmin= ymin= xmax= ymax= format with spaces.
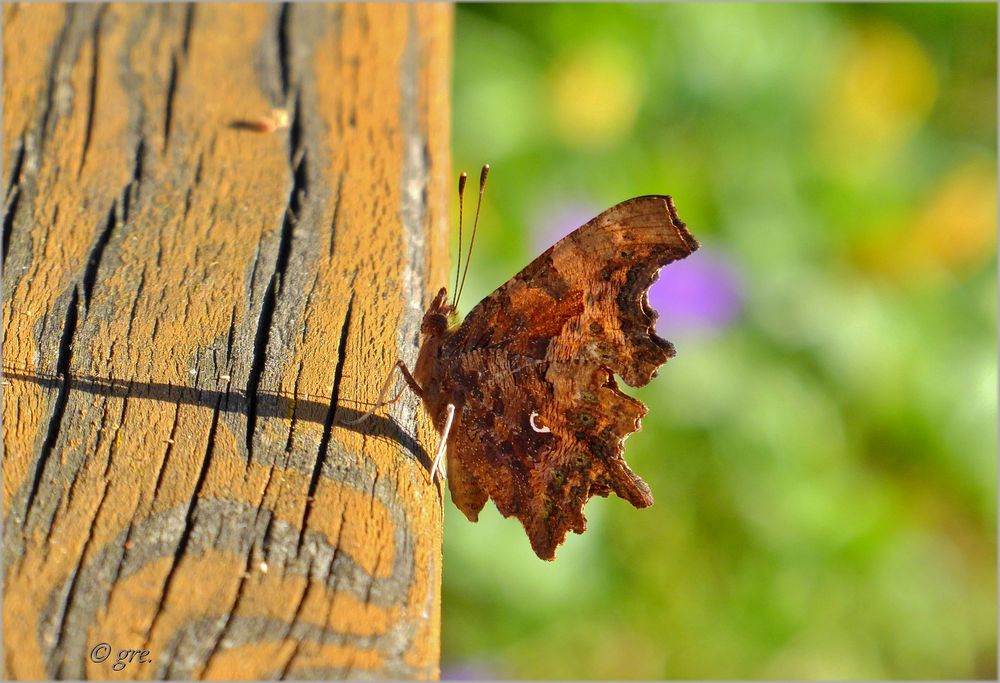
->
xmin=529 ymin=411 xmax=551 ymax=433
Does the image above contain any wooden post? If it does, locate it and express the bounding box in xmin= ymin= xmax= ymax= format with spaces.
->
xmin=2 ymin=3 xmax=450 ymax=679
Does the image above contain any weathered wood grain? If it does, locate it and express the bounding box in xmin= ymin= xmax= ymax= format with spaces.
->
xmin=2 ymin=3 xmax=451 ymax=679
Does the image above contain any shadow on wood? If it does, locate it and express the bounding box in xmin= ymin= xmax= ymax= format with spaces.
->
xmin=3 ymin=367 xmax=434 ymax=470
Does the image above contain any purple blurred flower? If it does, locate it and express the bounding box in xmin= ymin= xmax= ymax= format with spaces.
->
xmin=532 ymin=200 xmax=743 ymax=339
xmin=649 ymin=248 xmax=743 ymax=338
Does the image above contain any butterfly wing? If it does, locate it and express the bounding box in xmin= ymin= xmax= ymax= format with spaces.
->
xmin=447 ymin=195 xmax=698 ymax=384
xmin=442 ymin=195 xmax=698 ymax=559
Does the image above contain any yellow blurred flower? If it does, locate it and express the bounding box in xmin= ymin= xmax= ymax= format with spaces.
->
xmin=857 ymin=159 xmax=998 ymax=280
xmin=548 ymin=43 xmax=644 ymax=149
xmin=818 ymin=20 xmax=938 ymax=171
xmin=905 ymin=160 xmax=998 ymax=274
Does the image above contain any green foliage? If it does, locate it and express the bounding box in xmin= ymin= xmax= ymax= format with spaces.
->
xmin=445 ymin=3 xmax=997 ymax=679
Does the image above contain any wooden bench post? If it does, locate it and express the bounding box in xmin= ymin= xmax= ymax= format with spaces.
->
xmin=3 ymin=3 xmax=450 ymax=678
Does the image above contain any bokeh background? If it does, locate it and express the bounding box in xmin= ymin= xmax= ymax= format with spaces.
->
xmin=443 ymin=3 xmax=997 ymax=679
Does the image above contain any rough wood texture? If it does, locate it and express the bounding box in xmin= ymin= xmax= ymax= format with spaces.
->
xmin=2 ymin=3 xmax=451 ymax=679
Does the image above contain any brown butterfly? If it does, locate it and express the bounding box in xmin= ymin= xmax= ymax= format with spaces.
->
xmin=352 ymin=165 xmax=699 ymax=560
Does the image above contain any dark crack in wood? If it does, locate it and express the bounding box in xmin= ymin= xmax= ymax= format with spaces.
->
xmin=77 ymin=7 xmax=104 ymax=177
xmin=24 ymin=289 xmax=79 ymax=525
xmin=2 ymin=140 xmax=26 ymax=267
xmin=277 ymin=3 xmax=292 ymax=99
xmin=245 ymin=138 xmax=304 ymax=459
xmin=142 ymin=395 xmax=222 ymax=652
xmin=163 ymin=53 xmax=179 ymax=152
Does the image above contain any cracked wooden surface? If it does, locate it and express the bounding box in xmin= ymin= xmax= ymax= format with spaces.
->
xmin=2 ymin=3 xmax=450 ymax=679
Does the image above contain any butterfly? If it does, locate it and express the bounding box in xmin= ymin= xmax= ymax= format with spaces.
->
xmin=352 ymin=165 xmax=699 ymax=560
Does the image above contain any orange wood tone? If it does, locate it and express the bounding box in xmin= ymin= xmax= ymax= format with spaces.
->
xmin=3 ymin=4 xmax=450 ymax=678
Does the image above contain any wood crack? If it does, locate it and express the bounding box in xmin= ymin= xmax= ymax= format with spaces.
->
xmin=124 ymin=266 xmax=146 ymax=340
xmin=288 ymin=91 xmax=304 ymax=169
xmin=24 ymin=289 xmax=79 ymax=526
xmin=80 ymin=129 xmax=141 ymax=310
xmin=77 ymin=6 xmax=105 ymax=177
xmin=51 ymin=473 xmax=113 ymax=677
xmin=282 ymin=506 xmax=347 ymax=680
xmin=80 ymin=199 xmax=118 ymax=310
xmin=201 ymin=518 xmax=266 ymax=676
xmin=143 ymin=395 xmax=222 ymax=652
xmin=121 ymin=136 xmax=145 ymax=221
xmin=163 ymin=53 xmax=179 ymax=152
xmin=276 ymin=552 xmax=315 ymax=679
xmin=181 ymin=4 xmax=195 ymax=56
xmin=151 ymin=401 xmax=183 ymax=503
xmin=224 ymin=305 xmax=237 ymax=363
xmin=299 ymin=293 xmax=354 ymax=556
xmin=328 ymin=169 xmax=344 ymax=259
xmin=103 ymin=392 xmax=134 ymax=593
xmin=2 ymin=139 xmax=26 ymax=267
xmin=277 ymin=3 xmax=292 ymax=99
xmin=183 ymin=152 xmax=203 ymax=220
xmin=245 ymin=108 xmax=305 ymax=459
xmin=38 ymin=7 xmax=75 ymax=142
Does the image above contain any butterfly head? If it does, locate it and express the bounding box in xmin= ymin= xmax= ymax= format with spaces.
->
xmin=421 ymin=286 xmax=458 ymax=337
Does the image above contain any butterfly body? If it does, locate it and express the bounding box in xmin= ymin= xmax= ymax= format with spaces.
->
xmin=412 ymin=194 xmax=698 ymax=560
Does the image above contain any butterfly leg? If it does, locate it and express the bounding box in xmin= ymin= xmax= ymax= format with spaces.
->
xmin=340 ymin=360 xmax=421 ymax=426
xmin=430 ymin=403 xmax=455 ymax=482
xmin=395 ymin=360 xmax=425 ymax=399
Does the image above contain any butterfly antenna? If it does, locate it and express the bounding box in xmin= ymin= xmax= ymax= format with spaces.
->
xmin=451 ymin=172 xmax=468 ymax=308
xmin=455 ymin=164 xmax=489 ymax=307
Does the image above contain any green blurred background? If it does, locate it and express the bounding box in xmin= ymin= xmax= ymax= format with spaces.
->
xmin=443 ymin=3 xmax=996 ymax=679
